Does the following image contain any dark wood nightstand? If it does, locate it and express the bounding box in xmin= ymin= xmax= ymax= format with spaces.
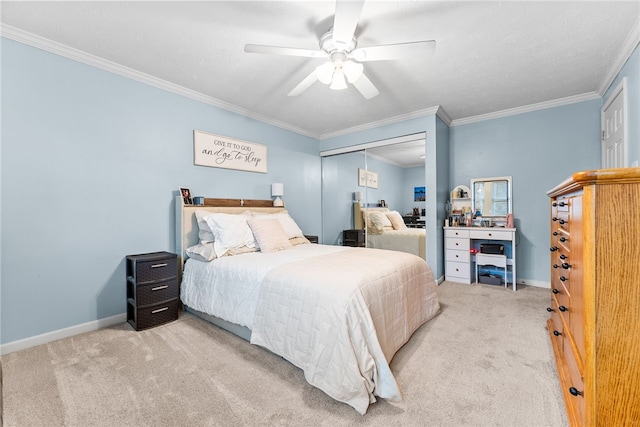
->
xmin=343 ymin=229 xmax=365 ymax=247
xmin=304 ymin=235 xmax=319 ymax=243
xmin=126 ymin=251 xmax=179 ymax=330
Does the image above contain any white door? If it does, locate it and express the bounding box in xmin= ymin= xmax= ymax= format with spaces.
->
xmin=601 ymin=79 xmax=627 ymax=169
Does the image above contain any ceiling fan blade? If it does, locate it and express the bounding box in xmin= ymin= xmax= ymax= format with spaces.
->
xmin=288 ymin=71 xmax=319 ymax=97
xmin=352 ymin=73 xmax=379 ymax=100
xmin=351 ymin=40 xmax=436 ymax=62
xmin=332 ymin=0 xmax=364 ymax=48
xmin=245 ymin=44 xmax=326 ymax=58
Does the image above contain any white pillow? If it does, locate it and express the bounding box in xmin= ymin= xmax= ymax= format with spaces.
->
xmin=247 ymin=218 xmax=292 ymax=253
xmin=185 ymin=242 xmax=217 ymax=262
xmin=195 ymin=210 xmax=215 ymax=243
xmin=387 ymin=211 xmax=407 ymax=230
xmin=204 ymin=213 xmax=256 ymax=257
xmin=251 ymin=211 xmax=304 ymax=239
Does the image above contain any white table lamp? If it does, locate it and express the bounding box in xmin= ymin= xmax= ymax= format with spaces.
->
xmin=271 ymin=183 xmax=284 ymax=207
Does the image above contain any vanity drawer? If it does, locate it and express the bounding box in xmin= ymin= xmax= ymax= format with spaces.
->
xmin=469 ymin=229 xmax=512 ymax=240
xmin=446 ymin=249 xmax=470 ymax=263
xmin=445 ymin=229 xmax=469 ymax=238
xmin=446 ymin=237 xmax=469 ymax=251
xmin=446 ymin=261 xmax=470 ymax=281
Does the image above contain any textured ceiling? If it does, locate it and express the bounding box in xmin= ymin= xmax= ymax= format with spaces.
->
xmin=2 ymin=1 xmax=639 ymax=141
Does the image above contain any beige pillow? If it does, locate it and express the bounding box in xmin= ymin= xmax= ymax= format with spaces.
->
xmin=387 ymin=211 xmax=407 ymax=230
xmin=251 ymin=211 xmax=304 ymax=238
xmin=289 ymin=236 xmax=311 ymax=246
xmin=248 ymin=218 xmax=292 ymax=253
xmin=368 ymin=211 xmax=393 ymax=234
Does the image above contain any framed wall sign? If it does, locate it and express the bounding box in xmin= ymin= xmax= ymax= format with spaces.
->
xmin=358 ymin=168 xmax=378 ymax=188
xmin=194 ymin=130 xmax=267 ymax=173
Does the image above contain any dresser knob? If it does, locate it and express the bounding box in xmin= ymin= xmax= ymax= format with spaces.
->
xmin=559 ymin=306 xmax=568 ymax=312
xmin=569 ymin=387 xmax=583 ymax=397
xmin=552 ymin=288 xmax=559 ymax=294
xmin=559 ymin=237 xmax=567 ymax=242
xmin=553 ymin=264 xmax=559 ymax=269
xmin=559 ymin=254 xmax=567 ymax=260
xmin=552 ymin=202 xmax=558 ymax=207
xmin=550 ymin=246 xmax=558 ymax=252
xmin=558 ymin=202 xmax=566 ymax=207
xmin=552 ymin=217 xmax=558 ymax=222
xmin=558 ymin=219 xmax=566 ymax=225
xmin=546 ymin=307 xmax=554 ymax=312
xmin=560 ymin=276 xmax=568 ymax=282
xmin=553 ymin=330 xmax=561 ymax=336
xmin=552 ymin=231 xmax=558 ymax=236
xmin=562 ymin=263 xmax=571 ymax=270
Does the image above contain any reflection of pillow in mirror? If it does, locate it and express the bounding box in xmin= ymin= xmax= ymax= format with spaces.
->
xmin=369 ymin=211 xmax=392 ymax=233
xmin=248 ymin=218 xmax=292 ymax=253
xmin=387 ymin=211 xmax=407 ymax=230
xmin=289 ymin=236 xmax=311 ymax=246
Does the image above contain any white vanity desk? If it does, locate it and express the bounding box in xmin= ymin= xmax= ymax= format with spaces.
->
xmin=444 ymin=226 xmax=517 ymax=291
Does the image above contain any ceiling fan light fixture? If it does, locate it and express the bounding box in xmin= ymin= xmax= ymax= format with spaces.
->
xmin=342 ymin=60 xmax=364 ymax=83
xmin=330 ymin=68 xmax=348 ymax=90
xmin=315 ymin=62 xmax=334 ymax=85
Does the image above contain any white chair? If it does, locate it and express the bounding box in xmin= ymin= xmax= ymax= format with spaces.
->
xmin=475 ymin=253 xmax=508 ymax=287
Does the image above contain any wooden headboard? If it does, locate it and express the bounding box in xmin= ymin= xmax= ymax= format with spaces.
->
xmin=174 ymin=196 xmax=285 ymax=270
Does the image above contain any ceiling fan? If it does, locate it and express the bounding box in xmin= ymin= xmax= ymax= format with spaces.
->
xmin=244 ymin=0 xmax=435 ymax=100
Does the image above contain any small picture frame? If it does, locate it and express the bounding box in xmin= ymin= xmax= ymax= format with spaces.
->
xmin=180 ymin=187 xmax=193 ymax=205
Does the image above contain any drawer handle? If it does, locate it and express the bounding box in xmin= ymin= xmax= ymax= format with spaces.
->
xmin=552 ymin=288 xmax=559 ymax=294
xmin=455 ymin=242 xmax=459 ymax=246
xmin=569 ymin=387 xmax=583 ymax=397
xmin=553 ymin=264 xmax=559 ymax=269
xmin=455 ymin=254 xmax=459 ymax=258
xmin=552 ymin=217 xmax=558 ymax=222
xmin=558 ymin=219 xmax=566 ymax=225
xmin=559 ymin=254 xmax=567 ymax=260
xmin=546 ymin=307 xmax=554 ymax=312
xmin=559 ymin=237 xmax=568 ymax=242
xmin=549 ymin=246 xmax=558 ymax=252
xmin=560 ymin=276 xmax=568 ymax=282
xmin=488 ymin=233 xmax=492 ymax=236
xmin=151 ymin=307 xmax=169 ymax=314
xmin=553 ymin=330 xmax=561 ymax=336
xmin=559 ymin=305 xmax=567 ymax=312
xmin=562 ymin=263 xmax=571 ymax=270
xmin=152 ymin=285 xmax=169 ymax=291
xmin=552 ymin=231 xmax=558 ymax=236
xmin=151 ymin=263 xmax=168 ymax=268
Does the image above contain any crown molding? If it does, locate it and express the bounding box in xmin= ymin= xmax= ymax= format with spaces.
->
xmin=318 ymin=106 xmax=441 ymax=140
xmin=450 ymin=92 xmax=602 ymax=127
xmin=0 ymin=25 xmax=317 ymax=139
xmin=598 ymin=17 xmax=639 ymax=95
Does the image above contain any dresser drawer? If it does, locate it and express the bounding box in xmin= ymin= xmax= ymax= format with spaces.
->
xmin=446 ymin=261 xmax=470 ymax=280
xmin=563 ymin=343 xmax=586 ymax=426
xmin=446 ymin=237 xmax=470 ymax=251
xmin=469 ymin=229 xmax=512 ymax=240
xmin=549 ymin=297 xmax=564 ymax=355
xmin=446 ymin=249 xmax=470 ymax=263
xmin=128 ymin=276 xmax=179 ymax=307
xmin=128 ymin=298 xmax=179 ymax=331
xmin=127 ymin=252 xmax=177 ymax=284
xmin=445 ymin=229 xmax=469 ymax=238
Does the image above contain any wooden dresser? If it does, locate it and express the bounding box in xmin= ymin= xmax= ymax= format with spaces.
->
xmin=547 ymin=168 xmax=640 ymax=426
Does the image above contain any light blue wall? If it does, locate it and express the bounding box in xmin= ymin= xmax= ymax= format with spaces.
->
xmin=402 ymin=166 xmax=426 ymax=215
xmin=0 ymin=39 xmax=320 ymax=344
xmin=603 ymin=44 xmax=640 ymax=166
xmin=449 ymin=100 xmax=602 ymax=283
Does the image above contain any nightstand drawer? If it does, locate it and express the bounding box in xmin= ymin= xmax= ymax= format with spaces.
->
xmin=128 ymin=276 xmax=179 ymax=307
xmin=127 ymin=252 xmax=177 ymax=284
xmin=128 ymin=298 xmax=179 ymax=331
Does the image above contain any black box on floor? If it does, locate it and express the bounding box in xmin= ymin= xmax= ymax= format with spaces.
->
xmin=479 ymin=274 xmax=502 ymax=286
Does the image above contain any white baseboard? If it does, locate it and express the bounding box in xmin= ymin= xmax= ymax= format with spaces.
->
xmin=0 ymin=313 xmax=127 ymax=355
xmin=517 ymin=278 xmax=550 ymax=289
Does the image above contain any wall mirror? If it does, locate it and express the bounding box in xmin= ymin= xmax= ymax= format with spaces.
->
xmin=470 ymin=176 xmax=512 ymax=220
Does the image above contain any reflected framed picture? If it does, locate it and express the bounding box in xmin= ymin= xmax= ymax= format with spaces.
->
xmin=414 ymin=186 xmax=425 ymax=202
xmin=358 ymin=168 xmax=378 ymax=188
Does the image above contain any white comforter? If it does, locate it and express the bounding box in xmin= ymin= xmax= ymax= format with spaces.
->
xmin=181 ymin=244 xmax=439 ymax=414
xmin=366 ymin=228 xmax=426 ymax=259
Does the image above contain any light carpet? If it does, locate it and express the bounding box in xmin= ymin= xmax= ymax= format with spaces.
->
xmin=1 ymin=281 xmax=568 ymax=426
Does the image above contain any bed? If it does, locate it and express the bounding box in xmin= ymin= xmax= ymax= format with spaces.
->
xmin=175 ymin=197 xmax=439 ymax=414
xmin=354 ymin=204 xmax=426 ymax=259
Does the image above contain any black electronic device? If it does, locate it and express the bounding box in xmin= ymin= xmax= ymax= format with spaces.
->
xmin=480 ymin=243 xmax=504 ymax=255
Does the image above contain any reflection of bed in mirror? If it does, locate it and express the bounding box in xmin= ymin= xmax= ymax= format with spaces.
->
xmin=354 ymin=204 xmax=426 ymax=259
